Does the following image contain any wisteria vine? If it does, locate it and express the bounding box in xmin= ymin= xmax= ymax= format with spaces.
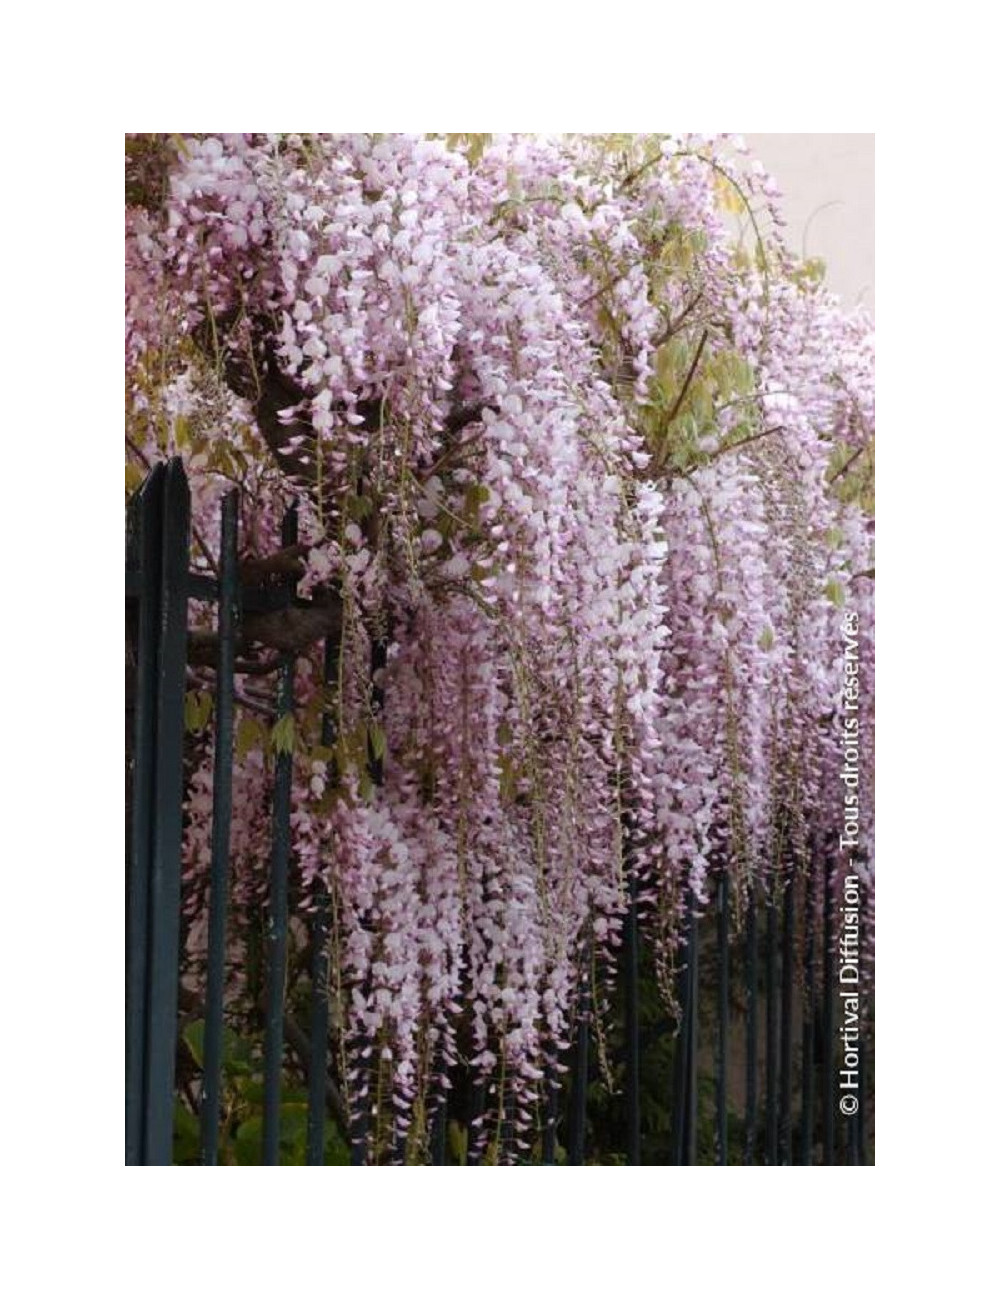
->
xmin=126 ymin=132 xmax=874 ymax=1163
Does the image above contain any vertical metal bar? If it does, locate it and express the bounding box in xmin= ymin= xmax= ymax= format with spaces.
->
xmin=801 ymin=868 xmax=816 ymax=1166
xmin=305 ymin=897 xmax=331 ymax=1164
xmin=306 ymin=634 xmax=339 ymax=1165
xmin=671 ymin=891 xmax=693 ymax=1165
xmin=744 ymin=886 xmax=758 ymax=1164
xmin=623 ymin=878 xmax=641 ymax=1166
xmin=200 ymin=490 xmax=239 ymax=1165
xmin=765 ymin=885 xmax=778 ymax=1166
xmin=686 ymin=898 xmax=699 ymax=1166
xmin=779 ymin=871 xmax=795 ymax=1164
xmin=125 ymin=490 xmax=140 ymax=1164
xmin=716 ymin=871 xmax=729 ymax=1165
xmin=567 ymin=972 xmax=590 ymax=1166
xmin=126 ymin=465 xmax=165 ymax=1165
xmin=143 ymin=458 xmax=190 ymax=1165
xmin=263 ymin=505 xmax=297 ymax=1165
xmin=823 ymin=859 xmax=836 ymax=1165
xmin=670 ymin=989 xmax=689 ymax=1164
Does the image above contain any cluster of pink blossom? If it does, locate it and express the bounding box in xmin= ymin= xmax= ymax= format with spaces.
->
xmin=126 ymin=133 xmax=874 ymax=1160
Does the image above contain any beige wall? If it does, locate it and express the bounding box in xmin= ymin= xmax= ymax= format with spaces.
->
xmin=743 ymin=134 xmax=875 ymax=320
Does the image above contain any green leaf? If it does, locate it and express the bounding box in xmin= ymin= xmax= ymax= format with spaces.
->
xmin=346 ymin=494 xmax=373 ymax=521
xmin=234 ymin=1116 xmax=263 ymax=1165
xmin=236 ymin=714 xmax=265 ymax=761
xmin=271 ymin=712 xmax=297 ymax=755
xmin=236 ymin=1079 xmax=266 ymax=1107
xmin=220 ymin=1026 xmax=253 ymax=1076
xmin=824 ymin=579 xmax=846 ymax=609
xmin=463 ymin=483 xmax=491 ymax=521
xmin=173 ymin=1102 xmax=201 ymax=1164
xmin=447 ymin=1119 xmax=468 ymax=1166
xmin=324 ymin=1130 xmax=351 ymax=1165
xmin=174 ymin=414 xmax=193 ymax=451
xmin=184 ymin=690 xmax=213 ymax=733
xmin=368 ymin=722 xmax=387 ymax=763
xmin=278 ymin=1102 xmax=309 ymax=1165
xmin=182 ymin=1019 xmax=206 ymax=1067
xmin=232 ymin=1105 xmax=312 ymax=1165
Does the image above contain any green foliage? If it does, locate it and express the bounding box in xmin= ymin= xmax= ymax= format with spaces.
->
xmin=236 ymin=714 xmax=267 ymax=760
xmin=345 ymin=491 xmax=373 ymax=522
xmin=442 ymin=134 xmax=491 ymax=166
xmin=578 ymin=942 xmax=680 ymax=1164
xmin=125 ymin=461 xmax=144 ymax=496
xmin=567 ymin=927 xmax=752 ymax=1165
xmin=125 ymin=133 xmax=181 ymax=212
xmin=446 ymin=1118 xmax=468 ymax=1165
xmin=790 ymin=256 xmax=827 ymax=289
xmin=368 ymin=722 xmax=387 ymax=763
xmin=270 ymin=712 xmax=297 ymax=755
xmin=172 ymin=1100 xmax=201 ymax=1163
xmin=827 ymin=439 xmax=874 ymax=514
xmin=184 ymin=689 xmax=213 ymax=734
xmin=638 ymin=334 xmax=757 ymax=476
xmin=172 ymin=1020 xmax=350 ymax=1165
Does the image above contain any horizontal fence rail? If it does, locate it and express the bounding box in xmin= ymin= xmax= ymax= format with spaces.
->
xmin=125 ymin=460 xmax=874 ymax=1166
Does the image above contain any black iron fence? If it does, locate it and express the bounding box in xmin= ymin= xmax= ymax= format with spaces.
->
xmin=125 ymin=459 xmax=872 ymax=1166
